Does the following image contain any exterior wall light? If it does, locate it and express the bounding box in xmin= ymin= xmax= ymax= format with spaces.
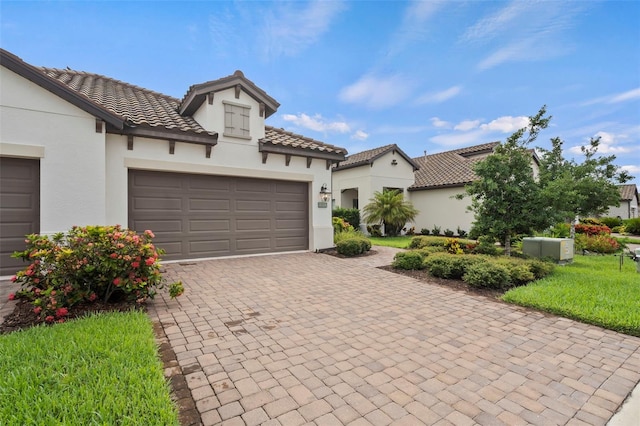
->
xmin=391 ymin=159 xmax=398 ymax=165
xmin=320 ymin=183 xmax=330 ymax=202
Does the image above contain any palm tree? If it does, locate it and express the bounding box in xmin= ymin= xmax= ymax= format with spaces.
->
xmin=362 ymin=190 xmax=419 ymax=236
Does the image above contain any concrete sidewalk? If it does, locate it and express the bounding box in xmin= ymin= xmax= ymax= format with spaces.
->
xmin=149 ymin=250 xmax=640 ymax=425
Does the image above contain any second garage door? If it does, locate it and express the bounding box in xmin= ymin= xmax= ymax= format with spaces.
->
xmin=128 ymin=170 xmax=309 ymax=260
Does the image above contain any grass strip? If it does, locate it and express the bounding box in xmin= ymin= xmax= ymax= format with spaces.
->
xmin=0 ymin=310 xmax=179 ymax=425
xmin=503 ymin=255 xmax=640 ymax=336
xmin=368 ymin=236 xmax=413 ymax=248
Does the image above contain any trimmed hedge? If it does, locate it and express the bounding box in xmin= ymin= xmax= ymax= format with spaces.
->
xmin=392 ymin=251 xmax=425 ymax=270
xmin=463 ymin=263 xmax=511 ymax=289
xmin=624 ymin=218 xmax=640 ymax=235
xmin=336 ymin=237 xmax=371 ymax=257
xmin=332 ymin=207 xmax=360 ymax=230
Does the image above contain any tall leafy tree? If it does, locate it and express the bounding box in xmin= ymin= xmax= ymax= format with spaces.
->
xmin=465 ymin=106 xmax=552 ymax=256
xmin=362 ymin=189 xmax=418 ymax=236
xmin=538 ymin=136 xmax=632 ymax=237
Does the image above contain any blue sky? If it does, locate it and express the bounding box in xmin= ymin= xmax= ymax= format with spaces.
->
xmin=2 ymin=1 xmax=639 ymax=185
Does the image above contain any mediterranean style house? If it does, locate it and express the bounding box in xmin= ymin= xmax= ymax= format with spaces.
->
xmin=0 ymin=49 xmax=346 ymax=276
xmin=331 ymin=142 xmax=510 ymax=234
xmin=607 ymin=184 xmax=639 ymax=219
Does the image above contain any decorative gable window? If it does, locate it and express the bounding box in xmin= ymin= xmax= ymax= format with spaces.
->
xmin=223 ymin=101 xmax=251 ymax=139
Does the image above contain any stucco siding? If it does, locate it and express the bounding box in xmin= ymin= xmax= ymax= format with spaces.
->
xmin=0 ymin=67 xmax=107 ymax=234
xmin=409 ymin=186 xmax=474 ymax=234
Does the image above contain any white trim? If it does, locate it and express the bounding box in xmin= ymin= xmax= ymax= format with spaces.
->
xmin=160 ymin=250 xmax=309 ymax=265
xmin=123 ymin=157 xmax=314 ymax=182
xmin=0 ymin=142 xmax=45 ymax=158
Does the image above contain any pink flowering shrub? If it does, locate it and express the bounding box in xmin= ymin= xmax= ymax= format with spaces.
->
xmin=10 ymin=225 xmax=183 ymax=322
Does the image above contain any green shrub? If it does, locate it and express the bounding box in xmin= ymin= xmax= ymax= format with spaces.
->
xmin=496 ymin=261 xmax=535 ymax=286
xmin=472 ymin=236 xmax=500 ymax=256
xmin=443 ymin=229 xmax=454 ymax=237
xmin=415 ymin=246 xmax=445 ymax=256
xmin=332 ymin=217 xmax=354 ymax=234
xmin=409 ymin=236 xmax=445 ymax=249
xmin=424 ymin=253 xmax=482 ymax=279
xmin=10 ymin=225 xmax=181 ymax=323
xmin=600 ymin=217 xmax=623 ymax=228
xmin=392 ymin=251 xmax=425 ymax=270
xmin=420 ymin=228 xmax=430 ymax=235
xmin=456 ymin=227 xmax=467 ymax=238
xmin=612 ymin=225 xmax=625 ymax=233
xmin=526 ymin=258 xmax=555 ymax=280
xmin=336 ymin=237 xmax=371 ymax=256
xmin=580 ymin=217 xmax=604 ymax=225
xmin=403 ymin=226 xmax=416 ymax=236
xmin=545 ymin=222 xmax=570 ymax=238
xmin=575 ymin=234 xmax=620 ymax=254
xmin=624 ymin=218 xmax=640 ymax=235
xmin=431 ymin=225 xmax=442 ymax=236
xmin=332 ymin=207 xmax=361 ymax=230
xmin=463 ymin=262 xmax=511 ymax=289
xmin=334 ymin=229 xmax=364 ymax=244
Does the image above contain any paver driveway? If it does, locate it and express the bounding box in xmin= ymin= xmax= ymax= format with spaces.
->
xmin=148 ymin=252 xmax=640 ymax=425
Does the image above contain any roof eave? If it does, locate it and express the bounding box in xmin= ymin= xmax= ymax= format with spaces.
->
xmin=107 ymin=124 xmax=219 ymax=145
xmin=259 ymin=141 xmax=345 ymax=162
xmin=0 ymin=49 xmax=126 ymax=130
xmin=408 ymin=182 xmax=470 ymax=191
xmin=179 ymin=74 xmax=280 ymax=117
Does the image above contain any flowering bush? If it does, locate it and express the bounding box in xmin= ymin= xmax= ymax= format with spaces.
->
xmin=575 ymin=223 xmax=611 ymax=236
xmin=9 ymin=225 xmax=183 ymax=323
xmin=444 ymin=238 xmax=463 ymax=255
xmin=332 ymin=217 xmax=354 ymax=234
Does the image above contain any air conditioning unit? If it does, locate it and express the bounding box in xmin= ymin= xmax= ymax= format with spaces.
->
xmin=522 ymin=237 xmax=574 ymax=264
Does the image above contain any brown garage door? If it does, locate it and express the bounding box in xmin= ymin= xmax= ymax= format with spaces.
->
xmin=0 ymin=157 xmax=40 ymax=276
xmin=128 ymin=170 xmax=308 ymax=260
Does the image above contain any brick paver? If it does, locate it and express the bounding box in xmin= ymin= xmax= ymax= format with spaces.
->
xmin=148 ymin=250 xmax=640 ymax=425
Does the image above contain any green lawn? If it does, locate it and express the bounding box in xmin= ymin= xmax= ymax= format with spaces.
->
xmin=0 ymin=311 xmax=179 ymax=425
xmin=368 ymin=236 xmax=412 ymax=248
xmin=503 ymin=254 xmax=640 ymax=336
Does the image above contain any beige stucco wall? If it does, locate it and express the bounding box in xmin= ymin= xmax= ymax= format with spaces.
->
xmin=607 ymin=195 xmax=639 ymax=219
xmin=332 ymin=150 xmax=415 ymax=227
xmin=0 ymin=66 xmax=107 ymax=234
xmin=409 ymin=186 xmax=475 ymax=234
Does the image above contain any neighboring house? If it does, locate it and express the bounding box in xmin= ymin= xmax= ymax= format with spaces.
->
xmin=332 ymin=142 xmax=540 ymax=234
xmin=0 ymin=49 xmax=346 ymax=276
xmin=606 ymin=184 xmax=639 ymax=219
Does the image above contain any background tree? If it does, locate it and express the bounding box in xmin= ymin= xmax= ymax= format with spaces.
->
xmin=538 ymin=136 xmax=632 ymax=237
xmin=362 ymin=189 xmax=418 ymax=236
xmin=465 ymin=106 xmax=552 ymax=256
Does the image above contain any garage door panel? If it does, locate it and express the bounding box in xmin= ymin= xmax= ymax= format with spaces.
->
xmin=190 ymin=198 xmax=230 ymax=211
xmin=129 ymin=170 xmax=308 ymax=260
xmin=236 ymin=199 xmax=270 ymax=212
xmin=133 ymin=197 xmax=183 ymax=211
xmin=275 ymin=182 xmax=307 ymax=194
xmin=189 ymin=219 xmax=230 ymax=232
xmin=132 ymin=172 xmax=184 ymax=190
xmin=189 ymin=239 xmax=231 ymax=255
xmin=1 ymin=158 xmax=40 ymax=276
xmin=131 ymin=219 xmax=183 ymax=233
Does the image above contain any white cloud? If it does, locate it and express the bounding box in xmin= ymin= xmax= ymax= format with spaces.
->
xmin=480 ymin=116 xmax=529 ymax=133
xmin=581 ymin=88 xmax=640 ymax=106
xmin=339 ymin=74 xmax=414 ymax=109
xmin=416 ymin=86 xmax=462 ymax=104
xmin=282 ymin=113 xmax=350 ymax=133
xmin=568 ymin=131 xmax=633 ymax=155
xmin=454 ymin=120 xmax=481 ymax=131
xmin=351 ymin=130 xmax=369 ymax=141
xmin=430 ymin=117 xmax=451 ymax=129
xmin=261 ymin=0 xmax=346 ymax=58
xmin=461 ymin=1 xmax=535 ymax=43
xmin=621 ymin=165 xmax=640 ymax=175
xmin=375 ymin=124 xmax=431 ymax=134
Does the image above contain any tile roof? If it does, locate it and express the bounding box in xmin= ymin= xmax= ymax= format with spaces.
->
xmin=333 ymin=144 xmax=418 ymax=171
xmin=619 ymin=184 xmax=638 ymax=201
xmin=410 ymin=142 xmax=500 ymax=190
xmin=261 ymin=126 xmax=347 ymax=156
xmin=40 ymin=67 xmax=215 ymax=137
